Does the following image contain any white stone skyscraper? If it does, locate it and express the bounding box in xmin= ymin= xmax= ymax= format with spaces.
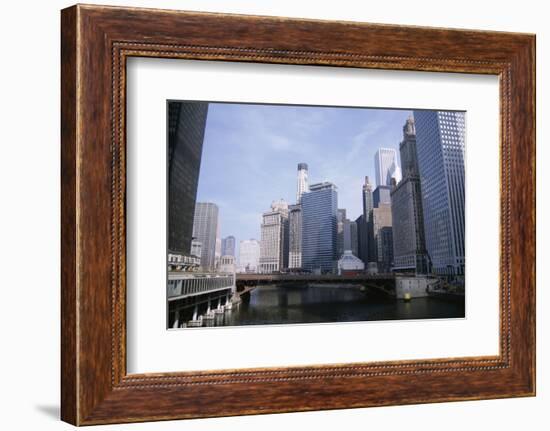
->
xmin=296 ymin=163 xmax=309 ymax=203
xmin=238 ymin=239 xmax=260 ymax=273
xmin=413 ymin=110 xmax=465 ymax=276
xmin=374 ymin=148 xmax=402 ymax=187
xmin=259 ymin=200 xmax=289 ymax=273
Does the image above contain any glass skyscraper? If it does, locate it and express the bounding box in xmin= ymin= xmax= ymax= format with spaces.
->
xmin=192 ymin=202 xmax=220 ymax=271
xmin=413 ymin=110 xmax=466 ymax=276
xmin=301 ymin=182 xmax=338 ymax=273
xmin=221 ymin=235 xmax=236 ymax=257
xmin=373 ymin=185 xmax=392 ymax=208
xmin=345 ymin=219 xmax=359 ymax=257
xmin=167 ymin=101 xmax=209 ymax=257
xmin=374 ymin=148 xmax=402 ymax=187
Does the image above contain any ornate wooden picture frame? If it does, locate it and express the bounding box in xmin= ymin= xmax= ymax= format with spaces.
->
xmin=61 ymin=4 xmax=535 ymax=425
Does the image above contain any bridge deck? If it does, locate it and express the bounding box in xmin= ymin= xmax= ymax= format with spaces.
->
xmin=236 ymin=273 xmax=395 ymax=283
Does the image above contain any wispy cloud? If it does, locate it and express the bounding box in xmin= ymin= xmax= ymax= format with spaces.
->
xmin=196 ymin=103 xmax=412 ymax=250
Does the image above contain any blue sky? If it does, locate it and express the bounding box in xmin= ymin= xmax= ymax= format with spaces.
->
xmin=195 ymin=102 xmax=412 ymax=251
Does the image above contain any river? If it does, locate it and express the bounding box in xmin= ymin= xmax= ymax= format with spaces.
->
xmin=213 ymin=284 xmax=465 ymax=327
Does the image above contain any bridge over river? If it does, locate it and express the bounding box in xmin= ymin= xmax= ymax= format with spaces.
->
xmin=168 ymin=272 xmax=398 ymax=328
xmin=235 ymin=273 xmax=396 ymax=299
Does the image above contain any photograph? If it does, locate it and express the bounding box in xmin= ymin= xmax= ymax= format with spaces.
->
xmin=166 ymin=101 xmax=466 ymax=329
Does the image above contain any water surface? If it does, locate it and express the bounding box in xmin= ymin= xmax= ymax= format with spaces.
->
xmin=217 ymin=284 xmax=465 ymax=327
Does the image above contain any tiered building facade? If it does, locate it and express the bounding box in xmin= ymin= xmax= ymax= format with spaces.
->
xmin=391 ymin=117 xmax=430 ymax=274
xmin=259 ymin=200 xmax=289 ymax=273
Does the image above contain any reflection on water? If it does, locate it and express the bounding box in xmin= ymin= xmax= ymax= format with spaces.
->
xmin=219 ymin=284 xmax=465 ymax=327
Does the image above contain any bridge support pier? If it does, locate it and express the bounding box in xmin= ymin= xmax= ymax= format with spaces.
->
xmin=204 ymin=299 xmax=215 ymax=321
xmin=172 ymin=309 xmax=181 ymax=329
xmin=187 ymin=304 xmax=202 ymax=327
xmin=214 ymin=297 xmax=224 ymax=315
xmin=224 ymin=292 xmax=233 ymax=310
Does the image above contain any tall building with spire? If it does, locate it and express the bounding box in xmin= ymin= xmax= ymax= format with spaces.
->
xmin=296 ymin=163 xmax=309 ymax=203
xmin=413 ymin=110 xmax=465 ymax=276
xmin=357 ymin=176 xmax=375 ymax=265
xmin=391 ymin=116 xmax=430 ymax=274
xmin=362 ymin=176 xmax=374 ymax=224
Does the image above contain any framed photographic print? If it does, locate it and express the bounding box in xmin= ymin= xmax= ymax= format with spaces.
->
xmin=61 ymin=4 xmax=535 ymax=425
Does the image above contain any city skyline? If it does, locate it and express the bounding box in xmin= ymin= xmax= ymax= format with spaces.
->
xmin=168 ymin=101 xmax=466 ymax=328
xmin=195 ymin=102 xmax=412 ymax=255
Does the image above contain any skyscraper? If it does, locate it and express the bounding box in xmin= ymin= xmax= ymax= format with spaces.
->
xmin=192 ymin=202 xmax=219 ymax=271
xmin=259 ymin=200 xmax=289 ymax=273
xmin=301 ymin=182 xmax=338 ymax=273
xmin=214 ymin=223 xmax=222 ymax=269
xmin=373 ymin=185 xmax=392 ymax=208
xmin=374 ymin=148 xmax=402 ymax=187
xmin=413 ymin=110 xmax=465 ymax=276
xmin=296 ymin=163 xmax=309 ymax=203
xmin=190 ymin=239 xmax=202 ymax=260
xmin=288 ymin=204 xmax=302 ymax=269
xmin=362 ymin=176 xmax=374 ymax=224
xmin=357 ymin=176 xmax=374 ymax=264
xmin=343 ymin=218 xmax=359 ymax=257
xmin=391 ymin=117 xmax=430 ymax=274
xmin=372 ymin=204 xmax=393 ymax=273
xmin=336 ymin=209 xmax=347 ymax=258
xmin=355 ymin=214 xmax=368 ymax=264
xmin=238 ymin=239 xmax=261 ymax=273
xmin=167 ymin=101 xmax=209 ymax=257
xmin=221 ymin=235 xmax=236 ymax=257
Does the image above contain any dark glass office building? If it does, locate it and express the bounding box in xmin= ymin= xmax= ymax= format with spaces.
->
xmin=373 ymin=185 xmax=392 ymax=208
xmin=301 ymin=182 xmax=338 ymax=273
xmin=167 ymin=101 xmax=209 ymax=256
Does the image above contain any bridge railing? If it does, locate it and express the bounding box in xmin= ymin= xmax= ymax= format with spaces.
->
xmin=168 ymin=273 xmax=235 ymax=300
